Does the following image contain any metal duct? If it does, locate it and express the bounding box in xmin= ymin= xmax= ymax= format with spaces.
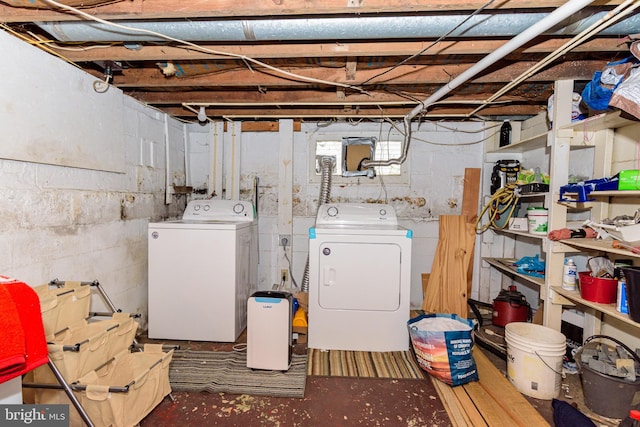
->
xmin=300 ymin=156 xmax=334 ymax=293
xmin=37 ymin=10 xmax=640 ymax=42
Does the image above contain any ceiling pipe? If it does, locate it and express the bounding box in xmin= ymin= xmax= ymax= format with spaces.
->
xmin=469 ymin=0 xmax=640 ymax=118
xmin=362 ymin=0 xmax=597 ymax=169
xmin=36 ymin=9 xmax=640 ymax=42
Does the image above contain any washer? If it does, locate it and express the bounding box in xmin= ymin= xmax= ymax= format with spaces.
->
xmin=308 ymin=202 xmax=412 ymax=351
xmin=148 ymin=199 xmax=257 ymax=342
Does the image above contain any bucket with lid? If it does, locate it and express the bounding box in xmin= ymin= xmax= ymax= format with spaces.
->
xmin=505 ymin=322 xmax=566 ymax=399
xmin=527 ymin=207 xmax=548 ymax=235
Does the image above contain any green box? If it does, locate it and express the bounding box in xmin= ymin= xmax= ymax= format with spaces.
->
xmin=618 ymin=170 xmax=640 ymax=190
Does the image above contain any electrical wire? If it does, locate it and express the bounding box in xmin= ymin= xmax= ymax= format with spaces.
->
xmin=469 ymin=0 xmax=640 ymax=117
xmin=360 ymin=0 xmax=495 ymax=86
xmin=0 ymin=23 xmax=81 ymax=69
xmin=38 ymin=0 xmax=368 ymax=95
xmin=475 ymin=184 xmax=520 ymax=233
xmin=232 ymin=343 xmax=247 ymax=352
xmin=384 ymin=117 xmax=501 ymax=146
xmin=282 ymin=244 xmax=299 ymax=290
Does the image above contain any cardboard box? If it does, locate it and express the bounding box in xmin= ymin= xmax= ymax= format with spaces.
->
xmin=508 ymin=217 xmax=528 ymax=231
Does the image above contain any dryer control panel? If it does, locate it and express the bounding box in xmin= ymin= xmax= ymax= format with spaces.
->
xmin=316 ymin=203 xmax=397 ymax=227
xmin=182 ymin=200 xmax=255 ymax=221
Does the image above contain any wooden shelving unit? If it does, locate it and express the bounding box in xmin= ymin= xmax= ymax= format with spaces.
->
xmin=493 ymin=228 xmax=547 ymax=241
xmin=557 ymin=238 xmax=640 ymax=259
xmin=551 ymin=286 xmax=639 ymax=328
xmin=544 ymin=87 xmax=640 ymax=335
xmin=486 ymin=131 xmax=548 ymax=154
xmin=483 ymin=257 xmax=545 ymax=287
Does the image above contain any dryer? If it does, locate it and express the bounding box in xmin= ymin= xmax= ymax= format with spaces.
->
xmin=148 ymin=199 xmax=257 ymax=342
xmin=308 ymin=203 xmax=412 ymax=351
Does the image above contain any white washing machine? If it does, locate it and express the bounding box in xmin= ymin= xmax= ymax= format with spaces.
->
xmin=148 ymin=199 xmax=258 ymax=342
xmin=308 ymin=203 xmax=412 ymax=352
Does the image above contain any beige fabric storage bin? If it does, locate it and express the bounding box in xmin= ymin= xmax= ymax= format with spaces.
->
xmin=34 ymin=281 xmax=91 ymax=337
xmin=74 ymin=344 xmax=173 ymax=427
xmin=34 ymin=313 xmax=138 ymax=384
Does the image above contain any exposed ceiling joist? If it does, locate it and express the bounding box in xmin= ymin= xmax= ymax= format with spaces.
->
xmin=1 ymin=0 xmax=638 ymax=121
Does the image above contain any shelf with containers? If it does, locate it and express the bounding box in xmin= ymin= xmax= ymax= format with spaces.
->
xmin=479 ymin=109 xmax=553 ymax=311
xmin=543 ymin=81 xmax=640 ymax=339
xmin=483 ymin=257 xmax=546 ymax=288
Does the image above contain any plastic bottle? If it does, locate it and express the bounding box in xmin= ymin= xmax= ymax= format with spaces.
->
xmin=617 ymin=271 xmax=629 ymax=314
xmin=562 ymin=259 xmax=577 ymax=291
xmin=499 ymin=120 xmax=512 ymax=147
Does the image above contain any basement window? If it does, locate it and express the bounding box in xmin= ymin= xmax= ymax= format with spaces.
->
xmin=311 ymin=134 xmax=406 ymax=183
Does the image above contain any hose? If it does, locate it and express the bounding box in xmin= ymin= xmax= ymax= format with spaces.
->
xmin=475 ymin=184 xmax=520 ymax=233
xmin=300 ymin=156 xmax=334 ymax=292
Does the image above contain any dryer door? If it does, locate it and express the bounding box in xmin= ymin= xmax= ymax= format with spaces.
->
xmin=318 ymin=241 xmax=401 ymax=311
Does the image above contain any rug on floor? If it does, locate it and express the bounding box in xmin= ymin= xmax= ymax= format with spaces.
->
xmin=307 ymin=348 xmax=427 ymax=379
xmin=169 ymin=350 xmax=307 ymax=398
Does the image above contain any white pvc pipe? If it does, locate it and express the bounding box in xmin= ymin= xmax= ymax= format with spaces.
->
xmin=406 ymin=0 xmax=596 ymax=121
xmin=362 ymin=0 xmax=596 ymax=169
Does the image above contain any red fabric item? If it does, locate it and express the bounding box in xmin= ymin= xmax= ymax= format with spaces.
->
xmin=0 ymin=277 xmax=49 ymax=384
xmin=0 ymin=285 xmax=27 ymax=377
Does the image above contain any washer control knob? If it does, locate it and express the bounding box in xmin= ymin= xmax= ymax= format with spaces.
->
xmin=379 ymin=208 xmax=387 ymax=216
xmin=322 ymin=248 xmax=331 ymax=256
xmin=193 ymin=204 xmax=201 ymax=211
xmin=203 ymin=204 xmax=210 ymax=211
xmin=327 ymin=206 xmax=338 ymax=217
xmin=233 ymin=203 xmax=245 ymax=214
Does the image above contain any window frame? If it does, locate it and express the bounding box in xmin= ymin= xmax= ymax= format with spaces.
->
xmin=308 ymin=131 xmax=409 ymax=185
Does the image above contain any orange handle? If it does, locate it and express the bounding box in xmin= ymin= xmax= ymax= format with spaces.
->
xmin=612 ymin=240 xmax=640 ymax=254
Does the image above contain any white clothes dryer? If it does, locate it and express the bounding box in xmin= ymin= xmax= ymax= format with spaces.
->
xmin=148 ymin=199 xmax=257 ymax=342
xmin=308 ymin=203 xmax=412 ymax=351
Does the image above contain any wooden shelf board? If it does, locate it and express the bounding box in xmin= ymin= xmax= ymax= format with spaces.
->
xmin=487 ymin=132 xmax=548 ymax=154
xmin=493 ymin=227 xmax=547 ymax=240
xmin=483 ymin=257 xmax=545 ymax=287
xmin=558 ymin=238 xmax=640 ymax=259
xmin=518 ymin=191 xmax=549 ymax=199
xmin=560 ymin=110 xmax=634 ymax=133
xmin=551 ymin=286 xmax=640 ymax=329
xmin=589 ymin=190 xmax=640 ymax=197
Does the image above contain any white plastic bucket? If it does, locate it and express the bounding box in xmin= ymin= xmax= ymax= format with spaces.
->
xmin=505 ymin=322 xmax=566 ymax=400
xmin=527 ymin=207 xmax=548 ymax=235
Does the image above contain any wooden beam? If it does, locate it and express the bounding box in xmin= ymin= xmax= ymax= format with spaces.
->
xmin=462 ymin=168 xmax=481 ymax=222
xmin=240 ymin=121 xmax=301 ymax=132
xmin=470 ymin=349 xmax=550 ymax=426
xmin=431 ymin=349 xmax=551 ymax=426
xmin=0 ymin=1 xmax=625 ymax=22
xmin=159 ymin=104 xmax=547 ymax=119
xmin=129 ymin=88 xmax=549 ymax=104
xmin=110 ymin=60 xmax=602 ymax=88
xmin=50 ymin=38 xmax=625 ymax=62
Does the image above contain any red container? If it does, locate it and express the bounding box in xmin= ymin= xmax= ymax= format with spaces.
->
xmin=492 ymin=285 xmax=530 ymax=327
xmin=579 ymin=271 xmax=617 ymax=304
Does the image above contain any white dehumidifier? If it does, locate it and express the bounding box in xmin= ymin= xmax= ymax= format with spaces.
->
xmin=247 ymin=291 xmax=293 ymax=371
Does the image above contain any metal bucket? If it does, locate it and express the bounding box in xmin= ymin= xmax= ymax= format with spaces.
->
xmin=575 ymin=335 xmax=640 ymax=419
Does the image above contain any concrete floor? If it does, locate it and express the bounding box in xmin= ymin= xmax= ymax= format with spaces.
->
xmin=134 ymin=330 xmax=575 ymax=427
xmin=137 ymin=333 xmax=451 ymax=426
xmin=140 ymin=376 xmax=452 ymax=427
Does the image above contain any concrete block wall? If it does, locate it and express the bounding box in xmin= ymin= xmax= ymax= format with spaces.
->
xmin=0 ymin=31 xmax=186 ymax=328
xmin=2 ymin=28 xmax=489 ymax=325
xmin=238 ymin=121 xmax=486 ymax=308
